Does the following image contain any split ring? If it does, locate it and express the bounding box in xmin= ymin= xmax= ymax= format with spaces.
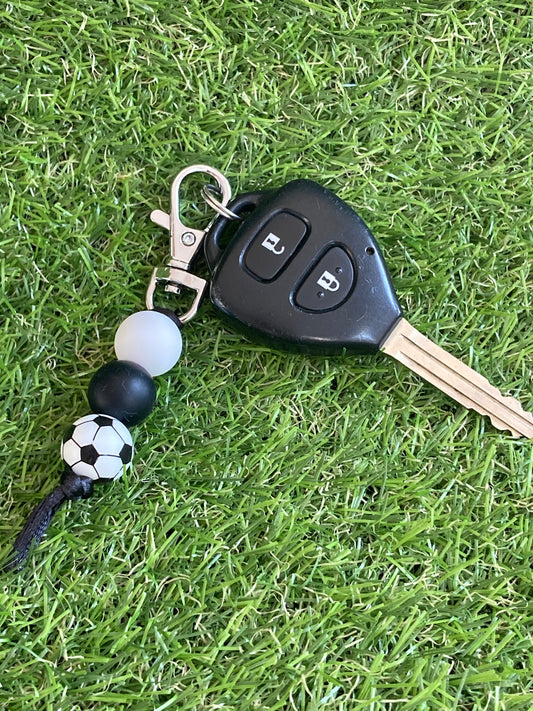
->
xmin=202 ymin=184 xmax=242 ymax=221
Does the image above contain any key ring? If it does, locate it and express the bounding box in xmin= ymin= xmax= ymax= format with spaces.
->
xmin=202 ymin=183 xmax=242 ymax=221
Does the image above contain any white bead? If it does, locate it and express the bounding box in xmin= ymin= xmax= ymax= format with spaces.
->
xmin=114 ymin=310 xmax=183 ymax=376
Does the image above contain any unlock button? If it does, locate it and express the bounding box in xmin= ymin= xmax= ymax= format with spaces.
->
xmin=244 ymin=211 xmax=308 ymax=281
xmin=295 ymin=247 xmax=355 ymax=312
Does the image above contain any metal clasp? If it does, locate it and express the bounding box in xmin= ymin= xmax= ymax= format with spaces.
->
xmin=146 ymin=165 xmax=233 ymax=323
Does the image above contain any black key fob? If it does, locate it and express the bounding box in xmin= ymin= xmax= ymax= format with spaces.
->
xmin=205 ymin=179 xmax=402 ymax=355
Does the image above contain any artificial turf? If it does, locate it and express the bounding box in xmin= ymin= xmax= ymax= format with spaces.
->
xmin=1 ymin=1 xmax=533 ymax=709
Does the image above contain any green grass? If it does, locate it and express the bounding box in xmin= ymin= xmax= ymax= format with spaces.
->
xmin=2 ymin=1 xmax=533 ymax=709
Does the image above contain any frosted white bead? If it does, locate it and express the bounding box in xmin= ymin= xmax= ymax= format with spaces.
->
xmin=114 ymin=310 xmax=183 ymax=376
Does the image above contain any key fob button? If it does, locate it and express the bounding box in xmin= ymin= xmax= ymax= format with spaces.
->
xmin=295 ymin=247 xmax=354 ymax=312
xmin=244 ymin=211 xmax=307 ymax=281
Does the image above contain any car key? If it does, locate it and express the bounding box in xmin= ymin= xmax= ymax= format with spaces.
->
xmin=205 ymin=178 xmax=533 ymax=438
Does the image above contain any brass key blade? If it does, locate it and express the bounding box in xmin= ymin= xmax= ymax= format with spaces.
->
xmin=381 ymin=318 xmax=533 ymax=438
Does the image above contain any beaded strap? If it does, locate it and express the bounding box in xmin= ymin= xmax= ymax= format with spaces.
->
xmin=3 ymin=166 xmax=235 ymax=571
xmin=3 ymin=310 xmax=183 ymax=571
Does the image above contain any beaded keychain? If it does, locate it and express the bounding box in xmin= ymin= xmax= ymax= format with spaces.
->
xmin=3 ymin=165 xmax=233 ymax=571
xmin=5 ymin=163 xmax=532 ymax=569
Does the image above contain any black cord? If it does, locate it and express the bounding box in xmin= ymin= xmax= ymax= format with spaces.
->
xmin=2 ymin=469 xmax=94 ymax=572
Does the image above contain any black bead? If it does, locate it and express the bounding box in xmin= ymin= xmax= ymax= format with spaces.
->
xmin=88 ymin=360 xmax=157 ymax=427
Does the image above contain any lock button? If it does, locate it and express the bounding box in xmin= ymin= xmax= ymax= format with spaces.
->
xmin=244 ymin=211 xmax=307 ymax=281
xmin=294 ymin=246 xmax=355 ymax=312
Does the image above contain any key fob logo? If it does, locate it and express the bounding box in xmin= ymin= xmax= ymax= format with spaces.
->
xmin=261 ymin=233 xmax=285 ymax=255
xmin=317 ymin=270 xmax=340 ymax=292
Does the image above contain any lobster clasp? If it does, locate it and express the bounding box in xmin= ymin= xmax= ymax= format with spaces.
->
xmin=146 ymin=165 xmax=233 ymax=323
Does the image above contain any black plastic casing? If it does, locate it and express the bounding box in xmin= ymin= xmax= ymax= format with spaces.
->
xmin=206 ymin=179 xmax=402 ymax=355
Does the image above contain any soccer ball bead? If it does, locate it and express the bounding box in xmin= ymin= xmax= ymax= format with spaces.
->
xmin=61 ymin=414 xmax=134 ymax=481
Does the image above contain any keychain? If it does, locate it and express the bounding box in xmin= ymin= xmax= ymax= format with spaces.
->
xmin=4 ymin=165 xmax=532 ymax=571
xmin=3 ymin=165 xmax=233 ymax=571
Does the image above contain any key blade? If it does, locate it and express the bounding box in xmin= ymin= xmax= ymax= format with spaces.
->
xmin=381 ymin=318 xmax=533 ymax=438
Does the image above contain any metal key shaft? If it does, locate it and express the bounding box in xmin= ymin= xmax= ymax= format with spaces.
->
xmin=381 ymin=318 xmax=533 ymax=438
